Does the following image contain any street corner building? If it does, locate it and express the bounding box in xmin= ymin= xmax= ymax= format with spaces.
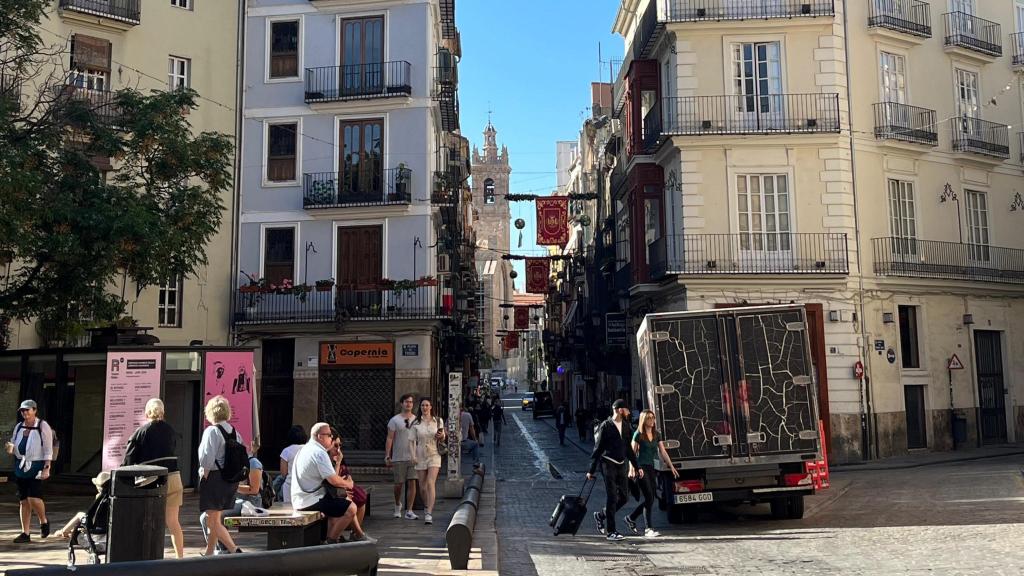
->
xmin=234 ymin=0 xmax=477 ymax=459
xmin=555 ymin=0 xmax=1024 ymax=466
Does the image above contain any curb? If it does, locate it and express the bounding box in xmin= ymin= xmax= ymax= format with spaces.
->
xmin=831 ymin=450 xmax=1024 ymax=472
xmin=804 ymin=479 xmax=853 ymax=519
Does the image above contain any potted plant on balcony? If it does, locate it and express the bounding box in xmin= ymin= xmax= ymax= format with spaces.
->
xmin=392 ymin=163 xmax=410 ymax=202
xmin=315 ymin=278 xmax=335 ymax=292
xmin=417 ymin=275 xmax=438 ymax=287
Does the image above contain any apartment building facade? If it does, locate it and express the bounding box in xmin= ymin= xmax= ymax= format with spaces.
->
xmin=235 ymin=0 xmax=471 ymax=459
xmin=610 ymin=0 xmax=1024 ymax=463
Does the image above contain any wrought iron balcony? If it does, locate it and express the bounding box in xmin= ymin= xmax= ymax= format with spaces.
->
xmin=649 ymin=233 xmax=849 ymax=278
xmin=642 ymin=103 xmax=662 ymax=152
xmin=304 ymin=61 xmax=412 ymax=103
xmin=59 ymin=86 xmax=125 ymax=128
xmin=943 ymin=12 xmax=1001 ymax=57
xmin=873 ymin=102 xmax=938 ymax=146
xmin=662 ymin=93 xmax=840 ymax=136
xmin=873 ymin=237 xmax=1024 ymax=284
xmin=613 ymin=264 xmax=633 ymax=292
xmin=662 ymin=0 xmax=834 ymax=22
xmin=433 ymin=56 xmax=460 ymax=132
xmin=951 ymin=117 xmax=1010 ymax=158
xmin=303 ymin=167 xmax=412 ymax=209
xmin=1 ymin=75 xmax=20 ymax=111
xmin=1012 ymin=32 xmax=1024 ymax=67
xmin=234 ymin=285 xmax=455 ymax=325
xmin=868 ymin=0 xmax=931 ymax=38
xmin=59 ymin=0 xmax=140 ymax=25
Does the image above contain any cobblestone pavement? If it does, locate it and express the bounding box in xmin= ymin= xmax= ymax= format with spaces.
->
xmin=494 ymin=393 xmax=1024 ymax=576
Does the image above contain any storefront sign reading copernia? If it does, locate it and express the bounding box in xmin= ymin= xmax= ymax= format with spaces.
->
xmin=102 ymin=351 xmax=162 ymax=471
xmin=319 ymin=342 xmax=395 ymax=367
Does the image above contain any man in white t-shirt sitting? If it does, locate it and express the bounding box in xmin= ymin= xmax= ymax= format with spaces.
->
xmin=291 ymin=423 xmax=356 ymax=543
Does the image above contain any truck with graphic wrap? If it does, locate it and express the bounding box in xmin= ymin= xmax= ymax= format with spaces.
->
xmin=636 ymin=305 xmax=829 ymax=523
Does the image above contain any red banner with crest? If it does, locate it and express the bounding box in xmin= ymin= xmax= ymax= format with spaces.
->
xmin=503 ymin=332 xmax=520 ymax=351
xmin=536 ymin=196 xmax=569 ymax=246
xmin=525 ymin=258 xmax=550 ymax=294
xmin=514 ymin=306 xmax=530 ymax=330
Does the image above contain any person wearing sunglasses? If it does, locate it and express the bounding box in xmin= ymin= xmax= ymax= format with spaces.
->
xmin=384 ymin=393 xmax=419 ymax=520
xmin=6 ymin=400 xmax=53 ymax=543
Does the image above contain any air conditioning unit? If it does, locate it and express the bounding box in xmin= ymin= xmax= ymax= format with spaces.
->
xmin=438 ymin=253 xmax=451 ymax=273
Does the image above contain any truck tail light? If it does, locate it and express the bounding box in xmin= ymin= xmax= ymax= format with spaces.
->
xmin=674 ymin=480 xmax=704 ymax=494
xmin=783 ymin=473 xmax=813 ymax=487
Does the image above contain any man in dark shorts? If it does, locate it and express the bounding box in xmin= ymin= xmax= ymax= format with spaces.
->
xmin=290 ymin=423 xmax=356 ymax=543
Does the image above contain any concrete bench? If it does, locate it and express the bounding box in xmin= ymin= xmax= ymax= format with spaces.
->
xmin=223 ymin=509 xmax=324 ymax=550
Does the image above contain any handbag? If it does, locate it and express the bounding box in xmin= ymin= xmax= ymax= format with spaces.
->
xmin=435 ymin=418 xmax=448 ymax=456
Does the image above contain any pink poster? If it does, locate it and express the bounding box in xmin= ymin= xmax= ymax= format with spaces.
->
xmin=102 ymin=351 xmax=163 ymax=471
xmin=203 ymin=351 xmax=255 ymax=449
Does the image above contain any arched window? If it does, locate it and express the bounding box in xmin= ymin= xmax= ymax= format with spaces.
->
xmin=484 ymin=178 xmax=495 ymax=204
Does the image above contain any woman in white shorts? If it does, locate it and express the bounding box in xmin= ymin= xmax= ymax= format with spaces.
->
xmin=411 ymin=397 xmax=445 ymax=525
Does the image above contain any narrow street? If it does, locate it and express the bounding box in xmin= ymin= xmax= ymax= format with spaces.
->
xmin=492 ymin=393 xmax=1024 ymax=576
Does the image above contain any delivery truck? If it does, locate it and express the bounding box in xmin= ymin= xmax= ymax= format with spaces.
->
xmin=636 ymin=305 xmax=829 ymax=524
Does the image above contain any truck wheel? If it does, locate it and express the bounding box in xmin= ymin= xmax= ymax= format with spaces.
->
xmin=770 ymin=499 xmax=788 ymax=519
xmin=787 ymin=495 xmax=805 ymax=519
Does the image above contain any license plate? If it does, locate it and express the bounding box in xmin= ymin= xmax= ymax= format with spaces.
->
xmin=675 ymin=492 xmax=713 ymax=505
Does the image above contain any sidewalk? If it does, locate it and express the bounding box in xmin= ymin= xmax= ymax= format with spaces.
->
xmin=831 ymin=443 xmax=1024 ymax=472
xmin=0 ymin=474 xmax=498 ymax=575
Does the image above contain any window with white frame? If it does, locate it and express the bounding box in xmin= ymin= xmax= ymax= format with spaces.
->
xmin=955 ymin=68 xmax=981 ymax=141
xmin=157 ymin=276 xmax=183 ymax=327
xmin=269 ymin=20 xmax=300 ymax=79
xmin=171 ymin=0 xmax=191 ymax=10
xmin=888 ymin=179 xmax=917 ymax=255
xmin=266 ymin=122 xmax=298 ymax=183
xmin=965 ymin=190 xmax=990 ymax=261
xmin=168 ymin=56 xmax=190 ymax=91
xmin=880 ymin=51 xmax=906 ymax=104
xmin=731 ymin=42 xmax=782 ymax=129
xmin=263 ymin=227 xmax=296 ymax=285
xmin=736 ymin=174 xmax=791 ymax=252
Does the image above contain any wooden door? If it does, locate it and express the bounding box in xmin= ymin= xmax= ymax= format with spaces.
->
xmin=337 ymin=226 xmax=383 ymax=315
xmin=339 ymin=119 xmax=384 ymax=202
xmin=340 ymin=16 xmax=384 ymax=95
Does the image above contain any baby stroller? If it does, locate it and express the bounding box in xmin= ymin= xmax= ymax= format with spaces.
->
xmin=67 ymin=472 xmax=111 ymax=566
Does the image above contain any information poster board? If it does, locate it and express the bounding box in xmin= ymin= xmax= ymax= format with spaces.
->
xmin=203 ymin=351 xmax=255 ymax=447
xmin=102 ymin=351 xmax=162 ymax=471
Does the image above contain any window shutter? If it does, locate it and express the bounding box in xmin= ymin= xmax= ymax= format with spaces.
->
xmin=72 ymin=35 xmax=112 ymax=72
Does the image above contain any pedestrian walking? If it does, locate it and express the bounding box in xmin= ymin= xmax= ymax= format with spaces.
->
xmin=200 ymin=442 xmax=266 ymax=553
xmin=575 ymin=406 xmax=588 ymax=442
xmin=555 ymin=404 xmax=570 ymax=445
xmin=123 ymin=398 xmax=184 ymax=558
xmin=275 ymin=425 xmax=305 ymax=503
xmin=291 ymin=423 xmax=357 ymax=544
xmin=6 ymin=399 xmax=52 ymax=543
xmin=624 ymin=409 xmax=679 ymax=538
xmin=459 ymin=405 xmax=480 ymax=465
xmin=587 ymin=399 xmax=641 ymax=542
xmin=197 ymin=395 xmax=243 ymax=556
xmin=477 ymin=397 xmax=492 ymax=436
xmin=490 ymin=400 xmax=507 ymax=447
xmin=385 ymin=393 xmax=419 ymax=520
xmin=412 ymin=397 xmax=445 ymax=525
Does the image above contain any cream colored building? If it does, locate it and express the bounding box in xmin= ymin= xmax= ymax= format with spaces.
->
xmin=7 ymin=0 xmax=240 ymax=348
xmin=612 ymin=0 xmax=1024 ymax=463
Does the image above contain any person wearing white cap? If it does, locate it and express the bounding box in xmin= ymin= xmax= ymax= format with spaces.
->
xmin=5 ymin=399 xmax=53 ymax=543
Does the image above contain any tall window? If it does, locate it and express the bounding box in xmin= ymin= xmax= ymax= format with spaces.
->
xmin=898 ymin=305 xmax=920 ymax=369
xmin=737 ymin=174 xmax=791 ymax=252
xmin=266 ymin=122 xmax=298 ymax=183
xmin=264 ymin=227 xmax=296 ymax=285
xmin=951 ymin=0 xmax=974 ymax=15
xmin=888 ymin=179 xmax=917 ymax=255
xmin=157 ymin=277 xmax=183 ymax=328
xmin=168 ymin=56 xmax=190 ymax=90
xmin=966 ymin=190 xmax=990 ymax=261
xmin=484 ymin=179 xmax=495 ymax=204
xmin=731 ymin=42 xmax=782 ymax=128
xmin=880 ymin=52 xmax=906 ymax=104
xmin=341 ymin=16 xmax=384 ymax=95
xmin=269 ymin=20 xmax=299 ymax=79
xmin=643 ymin=190 xmax=661 ymax=265
xmin=339 ymin=119 xmax=383 ymax=198
xmin=171 ymin=0 xmax=191 ymax=9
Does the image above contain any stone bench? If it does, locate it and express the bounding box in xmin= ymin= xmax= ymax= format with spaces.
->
xmin=223 ymin=509 xmax=324 ymax=550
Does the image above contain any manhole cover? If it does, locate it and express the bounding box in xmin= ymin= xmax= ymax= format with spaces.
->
xmin=579 ymin=553 xmax=650 ymax=563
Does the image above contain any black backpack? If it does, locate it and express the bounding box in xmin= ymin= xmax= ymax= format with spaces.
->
xmin=215 ymin=425 xmax=249 ymax=483
xmin=259 ymin=470 xmax=275 ymax=509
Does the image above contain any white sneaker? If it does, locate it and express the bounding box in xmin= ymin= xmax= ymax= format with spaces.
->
xmin=644 ymin=528 xmax=660 ymax=538
xmin=424 ymin=513 xmax=433 ymax=525
xmin=404 ymin=510 xmax=419 ymax=520
xmin=393 ymin=505 xmax=402 ymax=518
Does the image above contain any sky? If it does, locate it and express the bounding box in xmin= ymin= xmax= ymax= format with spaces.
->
xmin=457 ymin=0 xmax=622 ymax=286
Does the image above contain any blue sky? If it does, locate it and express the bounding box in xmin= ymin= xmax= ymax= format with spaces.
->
xmin=457 ymin=0 xmax=622 ymax=286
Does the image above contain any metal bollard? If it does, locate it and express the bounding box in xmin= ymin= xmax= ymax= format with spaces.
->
xmin=445 ymin=466 xmax=485 ymax=570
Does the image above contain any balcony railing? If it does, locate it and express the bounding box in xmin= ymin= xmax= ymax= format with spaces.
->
xmin=642 ymin=103 xmax=662 ymax=152
xmin=59 ymin=0 xmax=140 ymax=25
xmin=662 ymin=93 xmax=840 ymax=135
xmin=1012 ymin=32 xmax=1024 ymax=66
xmin=873 ymin=237 xmax=1024 ymax=284
xmin=59 ymin=87 xmax=125 ymax=128
xmin=868 ymin=0 xmax=931 ymax=37
xmin=943 ymin=12 xmax=1001 ymax=57
xmin=873 ymin=102 xmax=938 ymax=146
xmin=1 ymin=75 xmax=20 ymax=111
xmin=662 ymin=0 xmax=834 ymax=22
xmin=649 ymin=233 xmax=850 ymax=278
xmin=951 ymin=117 xmax=1010 ymax=158
xmin=614 ymin=264 xmax=632 ymax=292
xmin=234 ymin=285 xmax=455 ymax=325
xmin=304 ymin=61 xmax=412 ymax=103
xmin=303 ymin=167 xmax=412 ymax=209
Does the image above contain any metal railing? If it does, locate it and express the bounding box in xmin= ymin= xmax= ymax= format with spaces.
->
xmin=59 ymin=0 xmax=140 ymax=24
xmin=950 ymin=117 xmax=1010 ymax=158
xmin=613 ymin=263 xmax=633 ymax=292
xmin=303 ymin=167 xmax=412 ymax=208
xmin=234 ymin=285 xmax=455 ymax=325
xmin=0 ymin=75 xmax=20 ymax=111
xmin=873 ymin=237 xmax=1024 ymax=284
xmin=59 ymin=87 xmax=125 ymax=127
xmin=873 ymin=102 xmax=938 ymax=145
xmin=650 ymin=233 xmax=850 ymax=277
xmin=304 ymin=61 xmax=412 ymax=103
xmin=663 ymin=0 xmax=834 ymax=21
xmin=662 ymin=93 xmax=840 ymax=135
xmin=1012 ymin=32 xmax=1024 ymax=66
xmin=632 ymin=0 xmax=663 ymax=60
xmin=943 ymin=12 xmax=1001 ymax=57
xmin=642 ymin=103 xmax=662 ymax=152
xmin=868 ymin=0 xmax=931 ymax=37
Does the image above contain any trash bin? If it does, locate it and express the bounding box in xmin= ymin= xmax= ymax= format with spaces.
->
xmin=107 ymin=465 xmax=168 ymax=563
xmin=953 ymin=416 xmax=968 ymax=446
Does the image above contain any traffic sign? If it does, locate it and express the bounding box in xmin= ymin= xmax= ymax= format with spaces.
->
xmin=886 ymin=348 xmax=897 ymax=364
xmin=948 ymin=354 xmax=964 ymax=370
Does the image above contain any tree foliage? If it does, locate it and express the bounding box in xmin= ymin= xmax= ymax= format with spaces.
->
xmin=0 ymin=0 xmax=233 ymax=339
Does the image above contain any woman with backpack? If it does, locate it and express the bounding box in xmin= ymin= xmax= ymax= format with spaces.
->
xmin=200 ymin=441 xmax=265 ymax=554
xmin=123 ymin=398 xmax=184 ymax=558
xmin=197 ymin=395 xmax=243 ymax=556
xmin=5 ymin=399 xmax=52 ymax=544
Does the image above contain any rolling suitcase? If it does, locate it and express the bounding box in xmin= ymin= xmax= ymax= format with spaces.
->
xmin=550 ymin=478 xmax=596 ymax=536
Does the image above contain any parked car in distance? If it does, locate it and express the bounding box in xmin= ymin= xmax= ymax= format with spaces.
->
xmin=532 ymin=391 xmax=554 ymax=419
xmin=522 ymin=392 xmax=535 ymax=411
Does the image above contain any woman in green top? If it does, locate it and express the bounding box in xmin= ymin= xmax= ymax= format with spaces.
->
xmin=624 ymin=409 xmax=679 ymax=538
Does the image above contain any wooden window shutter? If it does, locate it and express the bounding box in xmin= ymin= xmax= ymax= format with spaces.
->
xmin=72 ymin=35 xmax=111 ymax=72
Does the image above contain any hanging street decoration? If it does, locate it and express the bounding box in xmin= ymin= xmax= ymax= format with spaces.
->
xmin=536 ymin=196 xmax=569 ymax=246
xmin=506 ymin=193 xmax=597 ymax=202
xmin=503 ymin=332 xmax=520 ymax=351
xmin=514 ymin=306 xmax=530 ymax=330
xmin=525 ymin=258 xmax=550 ymax=294
xmin=501 ymin=254 xmax=573 ymax=261
xmin=515 ymin=217 xmax=526 ymax=248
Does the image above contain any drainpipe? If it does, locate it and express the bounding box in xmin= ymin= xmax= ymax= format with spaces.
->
xmin=228 ymin=0 xmax=247 ymax=346
xmin=841 ymin=0 xmax=875 ymax=461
